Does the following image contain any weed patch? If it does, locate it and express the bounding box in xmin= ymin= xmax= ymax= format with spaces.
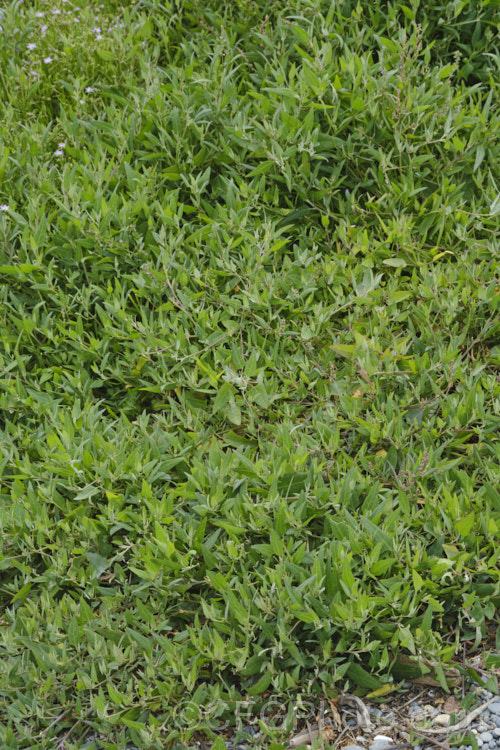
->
xmin=0 ymin=0 xmax=499 ymax=748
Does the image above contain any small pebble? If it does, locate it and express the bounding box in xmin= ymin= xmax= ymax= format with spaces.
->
xmin=480 ymin=732 xmax=493 ymax=742
xmin=423 ymin=704 xmax=436 ymax=713
xmin=493 ymin=728 xmax=500 ymax=737
xmin=355 ymin=736 xmax=366 ymax=744
xmin=409 ymin=705 xmax=424 ymax=714
xmin=434 ymin=714 xmax=451 ymax=727
xmin=369 ymin=740 xmax=393 ymax=750
xmin=489 ymin=703 xmax=500 ymax=716
xmin=477 ymin=740 xmax=483 ymax=748
xmin=478 ymin=723 xmax=490 ymax=731
xmin=343 ymin=745 xmax=365 ymax=750
xmin=241 ymin=727 xmax=259 ymax=736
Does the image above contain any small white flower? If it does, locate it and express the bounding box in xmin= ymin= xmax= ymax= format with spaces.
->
xmin=30 ymin=70 xmax=39 ymax=77
xmin=58 ymin=142 xmax=66 ymax=148
xmin=51 ymin=8 xmax=61 ymax=14
xmin=54 ymin=149 xmax=64 ymax=156
xmin=95 ymin=34 xmax=103 ymax=41
xmin=41 ymin=24 xmax=48 ymax=34
xmin=85 ymin=86 xmax=95 ymax=93
xmin=43 ymin=56 xmax=53 ymax=63
xmin=35 ymin=11 xmax=45 ymax=17
xmin=93 ymin=26 xmax=101 ymax=33
xmin=0 ymin=205 xmax=10 ymax=212
xmin=27 ymin=42 xmax=37 ymax=50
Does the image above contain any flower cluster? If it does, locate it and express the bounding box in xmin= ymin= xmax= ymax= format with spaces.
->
xmin=21 ymin=2 xmax=126 ymax=69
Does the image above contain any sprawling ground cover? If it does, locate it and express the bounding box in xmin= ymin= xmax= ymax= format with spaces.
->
xmin=0 ymin=0 xmax=499 ymax=747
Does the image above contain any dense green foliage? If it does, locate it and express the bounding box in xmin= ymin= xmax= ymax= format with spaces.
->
xmin=0 ymin=0 xmax=499 ymax=747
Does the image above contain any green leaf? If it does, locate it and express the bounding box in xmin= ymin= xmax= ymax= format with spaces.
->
xmin=86 ymin=553 xmax=110 ymax=578
xmin=455 ymin=512 xmax=475 ymax=537
xmin=331 ymin=344 xmax=357 ymax=359
xmin=10 ymin=582 xmax=32 ymax=603
xmin=434 ymin=662 xmax=450 ymax=693
xmin=125 ymin=628 xmax=152 ymax=652
xmin=383 ymin=258 xmax=407 ymax=268
xmin=341 ymin=557 xmax=356 ymax=589
xmin=213 ymin=383 xmax=234 ymax=413
xmin=347 ymin=663 xmax=383 ymax=689
xmin=473 ymin=144 xmax=485 ymax=172
xmin=67 ymin=617 xmax=81 ymax=648
xmin=247 ymin=670 xmax=272 ymax=695
xmin=139 ymin=19 xmax=153 ymax=39
xmin=97 ymin=49 xmax=115 ymax=61
xmin=400 ymin=5 xmax=415 ymax=20
xmin=490 ymin=193 xmax=500 ymax=215
xmin=225 ymin=398 xmax=241 ymax=426
xmin=247 ymin=384 xmax=270 ymax=408
xmin=0 ymin=264 xmax=40 ymax=274
xmin=74 ymin=486 xmax=100 ymax=501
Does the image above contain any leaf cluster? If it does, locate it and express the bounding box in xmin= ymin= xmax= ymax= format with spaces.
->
xmin=0 ymin=0 xmax=499 ymax=748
